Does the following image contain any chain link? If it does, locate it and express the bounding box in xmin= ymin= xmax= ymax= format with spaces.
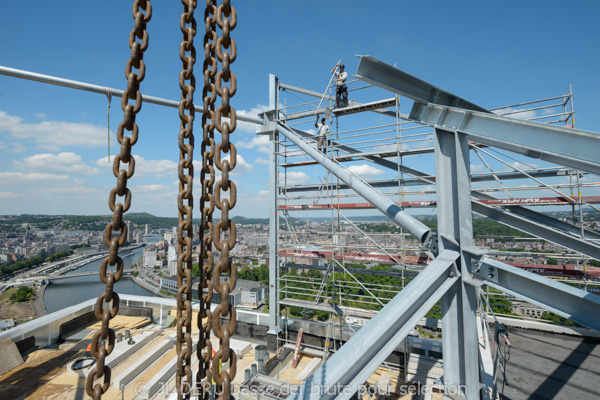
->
xmin=176 ymin=0 xmax=198 ymax=399
xmin=212 ymin=1 xmax=238 ymax=398
xmin=86 ymin=1 xmax=151 ymax=399
xmin=198 ymin=0 xmax=218 ymax=398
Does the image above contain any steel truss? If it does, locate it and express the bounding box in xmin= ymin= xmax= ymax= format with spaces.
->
xmin=262 ymin=57 xmax=600 ymax=400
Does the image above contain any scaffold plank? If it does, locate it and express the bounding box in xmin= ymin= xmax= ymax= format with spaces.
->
xmin=331 ymin=98 xmax=397 ymax=116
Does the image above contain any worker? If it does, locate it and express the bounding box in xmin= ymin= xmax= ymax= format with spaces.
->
xmin=332 ymin=62 xmax=348 ymax=108
xmin=315 ymin=115 xmax=330 ymax=153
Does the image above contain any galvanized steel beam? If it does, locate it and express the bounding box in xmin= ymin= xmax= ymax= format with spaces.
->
xmin=355 ymin=55 xmax=489 ymax=113
xmin=472 ymin=258 xmax=600 ymax=331
xmin=410 ymin=102 xmax=600 ymax=176
xmin=472 ymin=192 xmax=600 ymax=242
xmin=283 ymin=168 xmax=569 ymax=192
xmin=287 ymin=250 xmax=460 ymax=400
xmin=472 ymin=199 xmax=600 ymax=260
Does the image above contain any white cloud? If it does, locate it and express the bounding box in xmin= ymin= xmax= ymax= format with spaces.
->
xmin=8 ymin=142 xmax=27 ymax=153
xmin=0 ymin=139 xmax=26 ymax=153
xmin=223 ymin=153 xmax=253 ymax=175
xmin=255 ymin=157 xmax=269 ymax=165
xmin=236 ymin=135 xmax=270 ymax=153
xmin=14 ymin=152 xmax=101 ymax=176
xmin=511 ymin=161 xmax=538 ymax=170
xmin=237 ymin=104 xmax=271 ymax=133
xmin=0 ymin=172 xmax=70 ymax=184
xmin=347 ymin=164 xmax=385 ymax=177
xmin=280 ymin=171 xmax=308 ymax=185
xmin=191 ymin=153 xmax=253 ymax=178
xmin=0 ymin=192 xmax=24 ymax=199
xmin=96 ymin=155 xmax=177 ymax=178
xmin=34 ymin=113 xmax=47 ymax=119
xmin=134 ymin=184 xmax=170 ymax=193
xmin=0 ymin=110 xmax=111 ymax=151
xmin=470 ymin=163 xmax=485 ymax=173
xmin=32 ymin=185 xmax=101 ymax=195
xmin=258 ymin=190 xmax=269 ymax=197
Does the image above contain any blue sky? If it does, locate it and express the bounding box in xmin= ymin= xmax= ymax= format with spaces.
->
xmin=1 ymin=1 xmax=599 ymax=218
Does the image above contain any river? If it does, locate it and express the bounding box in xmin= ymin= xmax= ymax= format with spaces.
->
xmin=43 ymin=236 xmax=162 ymax=314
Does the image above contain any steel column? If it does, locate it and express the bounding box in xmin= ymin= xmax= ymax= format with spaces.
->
xmin=287 ymin=250 xmax=460 ymax=400
xmin=435 ymin=128 xmax=480 ymax=399
xmin=268 ymin=74 xmax=280 ymax=335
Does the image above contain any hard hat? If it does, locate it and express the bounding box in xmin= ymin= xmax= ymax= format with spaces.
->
xmin=340 ymin=64 xmax=345 ymax=69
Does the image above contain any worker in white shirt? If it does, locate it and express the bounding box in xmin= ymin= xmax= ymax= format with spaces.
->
xmin=315 ymin=116 xmax=330 ymax=153
xmin=332 ymin=62 xmax=348 ymax=108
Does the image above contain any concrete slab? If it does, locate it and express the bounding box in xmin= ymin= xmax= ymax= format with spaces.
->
xmin=113 ymin=333 xmax=175 ymax=389
xmin=66 ymin=330 xmax=160 ymax=378
xmin=133 ymin=340 xmax=197 ymax=400
xmin=294 ymin=356 xmax=321 ymax=382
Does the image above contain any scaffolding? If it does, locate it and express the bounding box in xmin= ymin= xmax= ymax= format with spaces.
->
xmin=262 ymin=57 xmax=600 ymax=399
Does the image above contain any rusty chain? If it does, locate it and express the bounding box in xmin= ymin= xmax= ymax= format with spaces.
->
xmin=86 ymin=1 xmax=151 ymax=399
xmin=212 ymin=0 xmax=238 ymax=398
xmin=175 ymin=0 xmax=198 ymax=398
xmin=198 ymin=0 xmax=217 ymax=398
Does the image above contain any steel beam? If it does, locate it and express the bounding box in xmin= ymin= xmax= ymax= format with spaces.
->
xmin=473 ymin=258 xmax=600 ymax=331
xmin=281 ymin=146 xmax=437 ymax=168
xmin=277 ymin=123 xmax=433 ymax=246
xmin=353 ymin=56 xmax=600 ymax=175
xmin=283 ymin=168 xmax=570 ymax=192
xmin=472 ymin=199 xmax=600 ymax=260
xmin=287 ymin=250 xmax=460 ymax=400
xmin=355 ymin=55 xmax=489 ymax=113
xmin=435 ymin=129 xmax=480 ymax=399
xmin=472 ymin=192 xmax=600 ymax=242
xmin=410 ymin=102 xmax=600 ymax=176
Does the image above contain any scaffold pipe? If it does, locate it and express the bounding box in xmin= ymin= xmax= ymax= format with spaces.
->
xmin=277 ymin=123 xmax=432 ymax=245
xmin=0 ymin=65 xmax=264 ymax=125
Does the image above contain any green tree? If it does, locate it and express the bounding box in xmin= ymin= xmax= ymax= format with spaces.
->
xmin=315 ymin=310 xmax=330 ymax=321
xmin=300 ymin=308 xmax=315 ymax=320
xmin=541 ymin=311 xmax=579 ymax=327
xmin=9 ymin=286 xmax=34 ymax=303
